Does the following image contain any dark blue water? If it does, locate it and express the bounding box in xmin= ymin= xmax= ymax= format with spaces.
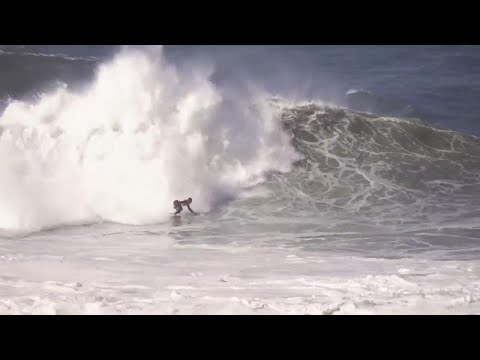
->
xmin=1 ymin=45 xmax=480 ymax=135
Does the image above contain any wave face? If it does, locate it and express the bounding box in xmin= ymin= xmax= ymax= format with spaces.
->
xmin=0 ymin=47 xmax=298 ymax=231
xmin=261 ymin=102 xmax=480 ymax=230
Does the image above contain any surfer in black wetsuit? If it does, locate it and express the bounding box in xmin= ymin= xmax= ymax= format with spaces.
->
xmin=173 ymin=198 xmax=196 ymax=215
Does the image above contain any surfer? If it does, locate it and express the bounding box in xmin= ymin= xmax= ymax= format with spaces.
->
xmin=173 ymin=198 xmax=196 ymax=215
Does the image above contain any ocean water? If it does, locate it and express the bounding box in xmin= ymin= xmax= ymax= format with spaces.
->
xmin=0 ymin=45 xmax=479 ymax=314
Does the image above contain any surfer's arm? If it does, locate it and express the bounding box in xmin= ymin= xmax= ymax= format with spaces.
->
xmin=187 ymin=205 xmax=196 ymax=214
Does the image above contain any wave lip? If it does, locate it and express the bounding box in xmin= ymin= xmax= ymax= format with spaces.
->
xmin=345 ymin=89 xmax=414 ymax=117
